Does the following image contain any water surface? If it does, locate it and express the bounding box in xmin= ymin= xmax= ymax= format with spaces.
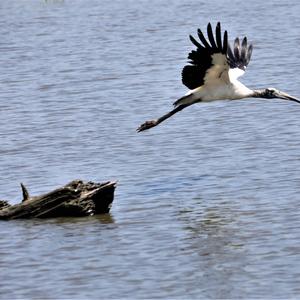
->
xmin=0 ymin=0 xmax=300 ymax=298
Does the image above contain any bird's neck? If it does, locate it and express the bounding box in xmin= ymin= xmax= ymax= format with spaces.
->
xmin=231 ymin=81 xmax=254 ymax=99
xmin=251 ymin=89 xmax=266 ymax=98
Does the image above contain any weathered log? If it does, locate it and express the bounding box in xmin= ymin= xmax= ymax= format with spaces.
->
xmin=0 ymin=200 xmax=10 ymax=210
xmin=0 ymin=180 xmax=116 ymax=220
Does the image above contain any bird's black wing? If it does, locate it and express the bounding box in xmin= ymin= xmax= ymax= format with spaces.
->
xmin=227 ymin=36 xmax=253 ymax=71
xmin=182 ymin=23 xmax=253 ymax=90
xmin=182 ymin=22 xmax=228 ymax=90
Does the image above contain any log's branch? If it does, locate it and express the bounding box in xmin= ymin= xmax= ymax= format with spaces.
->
xmin=137 ymin=104 xmax=191 ymax=132
xmin=0 ymin=200 xmax=10 ymax=210
xmin=21 ymin=183 xmax=30 ymax=202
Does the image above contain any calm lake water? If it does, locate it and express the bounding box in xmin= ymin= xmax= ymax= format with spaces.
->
xmin=1 ymin=0 xmax=300 ymax=298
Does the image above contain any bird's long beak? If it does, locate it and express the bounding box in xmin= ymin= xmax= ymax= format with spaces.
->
xmin=275 ymin=90 xmax=300 ymax=104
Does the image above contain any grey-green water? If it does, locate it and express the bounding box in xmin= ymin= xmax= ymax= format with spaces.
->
xmin=0 ymin=0 xmax=300 ymax=298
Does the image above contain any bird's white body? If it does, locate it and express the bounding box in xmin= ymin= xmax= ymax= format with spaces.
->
xmin=184 ymin=78 xmax=252 ymax=102
xmin=176 ymin=54 xmax=253 ymax=106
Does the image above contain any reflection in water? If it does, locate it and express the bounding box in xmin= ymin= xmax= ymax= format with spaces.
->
xmin=49 ymin=213 xmax=115 ymax=225
xmin=177 ymin=197 xmax=251 ymax=298
xmin=94 ymin=213 xmax=115 ymax=224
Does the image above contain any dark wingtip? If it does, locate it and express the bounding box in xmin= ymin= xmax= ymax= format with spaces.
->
xmin=223 ymin=30 xmax=228 ymax=53
xmin=197 ymin=28 xmax=210 ymax=48
xmin=247 ymin=44 xmax=253 ymax=63
xmin=241 ymin=37 xmax=247 ymax=63
xmin=234 ymin=37 xmax=240 ymax=60
xmin=215 ymin=21 xmax=222 ymax=51
xmin=189 ymin=34 xmax=202 ymax=48
xmin=216 ymin=22 xmax=221 ymax=36
xmin=234 ymin=37 xmax=240 ymax=47
xmin=242 ymin=37 xmax=247 ymax=47
xmin=248 ymin=44 xmax=253 ymax=54
xmin=207 ymin=22 xmax=217 ymax=48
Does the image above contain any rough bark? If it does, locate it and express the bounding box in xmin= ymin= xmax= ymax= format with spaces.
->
xmin=0 ymin=180 xmax=116 ymax=220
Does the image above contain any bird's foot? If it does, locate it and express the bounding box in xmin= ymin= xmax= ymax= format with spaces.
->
xmin=136 ymin=119 xmax=158 ymax=132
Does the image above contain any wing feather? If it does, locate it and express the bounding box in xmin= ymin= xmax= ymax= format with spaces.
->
xmin=241 ymin=37 xmax=247 ymax=64
xmin=189 ymin=35 xmax=202 ymax=49
xmin=182 ymin=22 xmax=228 ymax=90
xmin=215 ymin=22 xmax=222 ymax=50
xmin=207 ymin=23 xmax=217 ymax=48
xmin=227 ymin=43 xmax=235 ymax=63
xmin=228 ymin=36 xmax=253 ymax=71
xmin=247 ymin=44 xmax=253 ymax=63
xmin=197 ymin=28 xmax=211 ymax=49
xmin=182 ymin=23 xmax=254 ymax=90
xmin=222 ymin=30 xmax=228 ymax=53
xmin=234 ymin=38 xmax=240 ymax=61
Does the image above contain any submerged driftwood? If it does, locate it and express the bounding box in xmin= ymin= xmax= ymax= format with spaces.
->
xmin=0 ymin=180 xmax=116 ymax=220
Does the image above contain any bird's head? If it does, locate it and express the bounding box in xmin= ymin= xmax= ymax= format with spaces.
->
xmin=258 ymin=88 xmax=300 ymax=104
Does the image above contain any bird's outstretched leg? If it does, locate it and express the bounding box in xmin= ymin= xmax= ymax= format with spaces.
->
xmin=137 ymin=104 xmax=191 ymax=132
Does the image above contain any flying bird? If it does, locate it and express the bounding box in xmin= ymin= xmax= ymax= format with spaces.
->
xmin=137 ymin=22 xmax=299 ymax=132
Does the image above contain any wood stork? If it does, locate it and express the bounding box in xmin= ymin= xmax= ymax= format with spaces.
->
xmin=137 ymin=22 xmax=300 ymax=132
